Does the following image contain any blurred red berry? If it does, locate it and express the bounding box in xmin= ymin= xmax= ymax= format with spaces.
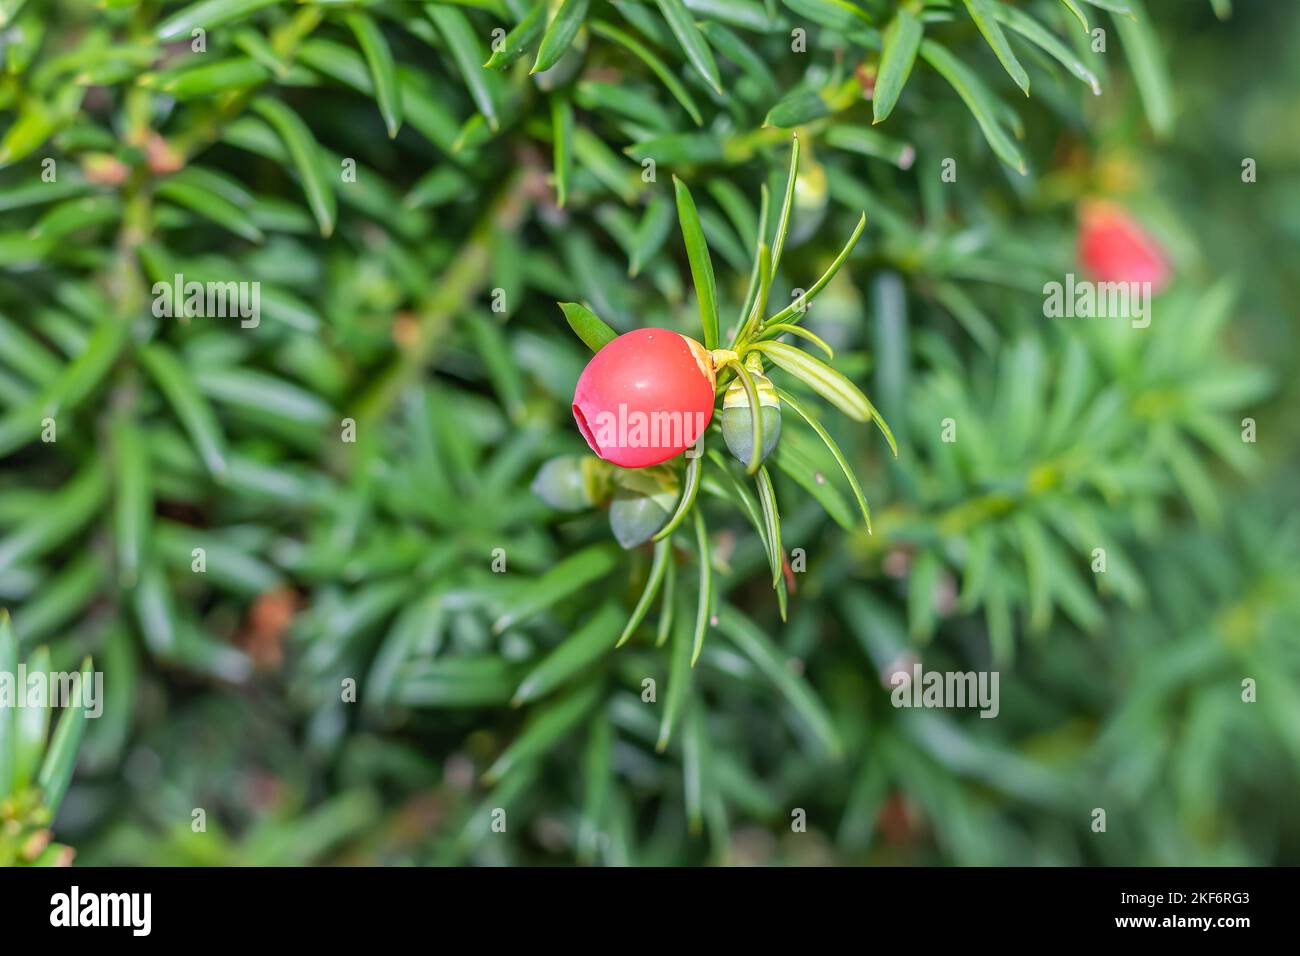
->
xmin=572 ymin=328 xmax=716 ymax=468
xmin=1077 ymin=201 xmax=1171 ymax=291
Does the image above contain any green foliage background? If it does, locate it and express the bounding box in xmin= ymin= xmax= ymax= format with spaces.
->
xmin=1 ymin=0 xmax=1297 ymax=866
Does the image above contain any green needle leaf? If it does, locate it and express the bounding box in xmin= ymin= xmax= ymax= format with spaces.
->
xmin=513 ymin=603 xmax=622 ymax=704
xmin=36 ymin=656 xmax=94 ymax=816
xmin=0 ymin=466 xmax=109 ymax=576
xmin=1060 ymin=0 xmax=1091 ymax=32
xmin=654 ymin=0 xmax=724 ymax=94
xmin=781 ymin=0 xmax=872 ymax=31
xmin=492 ymin=543 xmax=621 ymax=632
xmin=657 ymin=590 xmax=693 ymax=750
xmin=13 ymin=645 xmax=50 ymax=791
xmin=654 ymin=442 xmax=704 ymax=541
xmin=763 ymin=212 xmax=866 ymax=326
xmin=736 ymin=238 xmax=773 ymax=347
xmin=138 ymin=344 xmax=229 ymax=480
xmin=874 ymin=6 xmax=923 ymax=123
xmin=551 ymin=93 xmax=574 ymax=208
xmin=1015 ymin=514 xmax=1054 ymax=633
xmin=484 ymin=2 xmax=548 ymax=71
xmin=484 ymin=683 xmax=603 ymax=782
xmin=427 ymin=4 xmax=502 ymax=132
xmin=656 ymin=555 xmax=677 ymax=648
xmin=993 ymin=3 xmax=1100 ymax=95
xmin=1112 ymin=0 xmax=1173 ymax=137
xmin=629 ymin=196 xmax=675 ymax=277
xmin=1078 ymin=0 xmax=1135 ymax=17
xmin=755 ymin=465 xmax=783 ymax=587
xmin=155 ymin=174 xmax=264 ymax=244
xmin=752 ymin=341 xmax=877 ymax=426
xmin=110 ymin=417 xmax=151 ymax=590
xmin=682 ymin=703 xmax=706 ymax=832
xmin=761 ymin=323 xmax=834 ymax=359
xmin=579 ymin=718 xmax=613 ymax=861
xmin=252 ymin=97 xmax=337 ymax=237
xmin=558 ymin=301 xmax=617 ymax=351
xmin=673 ymin=175 xmax=720 ymax=349
xmin=735 ymin=185 xmax=770 ymax=333
xmin=591 ymin=20 xmax=703 ymax=126
xmin=346 ymin=12 xmax=403 ymax=138
xmin=0 ymin=313 xmax=59 ymax=386
xmin=532 ymin=0 xmax=590 ymax=75
xmin=777 ymin=386 xmax=875 ymax=531
xmin=769 ymin=133 xmax=800 ymax=276
xmin=962 ymin=0 xmax=1031 ymax=95
xmin=28 ymin=196 xmax=121 ymax=241
xmin=143 ymin=58 xmax=269 ymax=99
xmin=700 ymin=20 xmax=777 ymax=96
xmin=763 ymin=89 xmax=831 ymax=129
xmin=393 ymin=657 xmax=520 ymax=709
xmin=705 ymin=449 xmax=777 ymax=578
xmin=156 ymin=0 xmax=279 ymax=42
xmin=616 ymin=536 xmax=672 ymax=647
xmin=0 ymin=611 xmax=15 ymax=799
xmin=689 ymin=508 xmax=712 ymax=667
xmin=920 ymin=39 xmax=1027 ymax=173
xmin=717 ymin=605 xmax=842 ymax=757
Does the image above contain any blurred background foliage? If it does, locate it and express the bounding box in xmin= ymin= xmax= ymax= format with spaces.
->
xmin=0 ymin=0 xmax=1296 ymax=866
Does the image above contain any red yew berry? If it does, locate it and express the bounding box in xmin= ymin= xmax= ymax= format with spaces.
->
xmin=1078 ymin=201 xmax=1171 ymax=291
xmin=572 ymin=328 xmax=717 ymax=468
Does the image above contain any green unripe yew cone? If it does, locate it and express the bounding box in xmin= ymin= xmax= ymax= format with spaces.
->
xmin=531 ymin=455 xmax=612 ymax=511
xmin=609 ymin=488 xmax=672 ymax=549
xmin=608 ymin=466 xmax=678 ymax=549
xmin=722 ymin=371 xmax=781 ymax=467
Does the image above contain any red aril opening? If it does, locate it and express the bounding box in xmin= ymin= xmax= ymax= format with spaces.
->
xmin=572 ymin=403 xmax=599 ymax=455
